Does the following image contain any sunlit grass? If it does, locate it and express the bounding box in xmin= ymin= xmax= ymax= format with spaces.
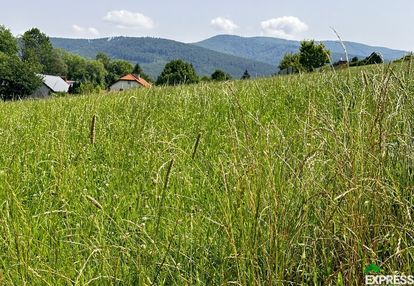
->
xmin=0 ymin=62 xmax=413 ymax=285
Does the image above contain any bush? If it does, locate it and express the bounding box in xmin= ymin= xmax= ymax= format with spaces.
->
xmin=211 ymin=70 xmax=231 ymax=81
xmin=78 ymin=82 xmax=101 ymax=95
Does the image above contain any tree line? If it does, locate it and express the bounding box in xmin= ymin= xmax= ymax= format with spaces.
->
xmin=1 ymin=24 xmax=388 ymax=100
xmin=278 ymin=40 xmax=385 ymax=73
xmin=0 ymin=25 xmax=158 ymax=99
xmin=0 ymin=25 xmax=250 ymax=100
xmin=278 ymin=40 xmax=331 ymax=73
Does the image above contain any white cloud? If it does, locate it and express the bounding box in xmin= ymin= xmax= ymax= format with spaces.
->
xmin=103 ymin=10 xmax=154 ymax=29
xmin=211 ymin=17 xmax=238 ymax=34
xmin=72 ymin=25 xmax=100 ymax=37
xmin=261 ymin=16 xmax=308 ymax=39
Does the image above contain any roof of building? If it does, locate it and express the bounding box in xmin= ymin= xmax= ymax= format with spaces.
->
xmin=116 ymin=74 xmax=151 ymax=88
xmin=38 ymin=74 xmax=70 ymax=93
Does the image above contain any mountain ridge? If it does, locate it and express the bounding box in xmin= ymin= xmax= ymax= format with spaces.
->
xmin=194 ymin=34 xmax=408 ymax=65
xmin=50 ymin=36 xmax=276 ymax=79
xmin=50 ymin=35 xmax=408 ymax=79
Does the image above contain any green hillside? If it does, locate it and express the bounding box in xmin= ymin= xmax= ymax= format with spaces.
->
xmin=50 ymin=35 xmax=407 ymax=80
xmin=50 ymin=37 xmax=277 ymax=79
xmin=194 ymin=34 xmax=408 ymax=66
xmin=0 ymin=63 xmax=413 ymax=284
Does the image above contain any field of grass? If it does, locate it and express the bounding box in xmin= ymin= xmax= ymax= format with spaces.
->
xmin=0 ymin=62 xmax=413 ymax=285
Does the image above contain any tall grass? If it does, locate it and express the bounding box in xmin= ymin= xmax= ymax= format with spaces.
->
xmin=0 ymin=62 xmax=413 ymax=285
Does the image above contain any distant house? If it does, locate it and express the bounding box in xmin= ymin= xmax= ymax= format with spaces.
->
xmin=332 ymin=59 xmax=349 ymax=69
xmin=109 ymin=74 xmax=151 ymax=91
xmin=31 ymin=74 xmax=70 ymax=98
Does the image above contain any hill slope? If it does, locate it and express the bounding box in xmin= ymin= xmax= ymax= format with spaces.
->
xmin=51 ymin=37 xmax=276 ymax=79
xmin=194 ymin=35 xmax=408 ymax=66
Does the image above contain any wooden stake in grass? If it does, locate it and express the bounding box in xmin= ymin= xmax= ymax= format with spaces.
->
xmin=156 ymin=158 xmax=174 ymax=235
xmin=192 ymin=133 xmax=202 ymax=160
xmin=90 ymin=115 xmax=97 ymax=145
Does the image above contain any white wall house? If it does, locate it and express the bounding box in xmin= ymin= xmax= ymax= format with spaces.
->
xmin=109 ymin=74 xmax=151 ymax=91
xmin=110 ymin=80 xmax=143 ymax=91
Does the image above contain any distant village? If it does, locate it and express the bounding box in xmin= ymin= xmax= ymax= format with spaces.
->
xmin=33 ymin=73 xmax=151 ymax=98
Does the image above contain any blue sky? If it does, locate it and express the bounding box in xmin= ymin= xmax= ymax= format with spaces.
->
xmin=1 ymin=0 xmax=413 ymax=51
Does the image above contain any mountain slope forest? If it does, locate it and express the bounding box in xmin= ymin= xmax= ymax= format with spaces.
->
xmin=51 ymin=37 xmax=276 ymax=79
xmin=194 ymin=34 xmax=407 ymax=65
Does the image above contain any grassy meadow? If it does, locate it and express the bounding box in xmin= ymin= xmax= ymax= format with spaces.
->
xmin=0 ymin=63 xmax=413 ymax=285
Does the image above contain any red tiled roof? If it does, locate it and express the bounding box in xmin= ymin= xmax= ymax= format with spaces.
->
xmin=118 ymin=74 xmax=151 ymax=88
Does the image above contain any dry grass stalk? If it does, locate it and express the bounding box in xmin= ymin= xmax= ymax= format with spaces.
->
xmin=362 ymin=71 xmax=369 ymax=86
xmin=164 ymin=159 xmax=174 ymax=189
xmin=86 ymin=195 xmax=103 ymax=210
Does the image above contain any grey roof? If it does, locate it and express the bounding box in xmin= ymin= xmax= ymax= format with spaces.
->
xmin=38 ymin=74 xmax=70 ymax=93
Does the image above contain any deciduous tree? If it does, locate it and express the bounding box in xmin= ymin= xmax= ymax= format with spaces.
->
xmin=64 ymin=53 xmax=107 ymax=88
xmin=278 ymin=53 xmax=303 ymax=73
xmin=96 ymin=52 xmax=111 ymax=70
xmin=0 ymin=52 xmax=42 ymax=100
xmin=106 ymin=60 xmax=133 ymax=86
xmin=21 ymin=28 xmax=67 ymax=75
xmin=156 ymin=60 xmax=199 ymax=85
xmin=0 ymin=25 xmax=18 ymax=56
xmin=299 ymin=40 xmax=330 ymax=72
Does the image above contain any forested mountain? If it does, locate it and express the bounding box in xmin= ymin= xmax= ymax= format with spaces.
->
xmin=51 ymin=35 xmax=408 ymax=79
xmin=194 ymin=35 xmax=407 ymax=65
xmin=51 ymin=37 xmax=276 ymax=78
